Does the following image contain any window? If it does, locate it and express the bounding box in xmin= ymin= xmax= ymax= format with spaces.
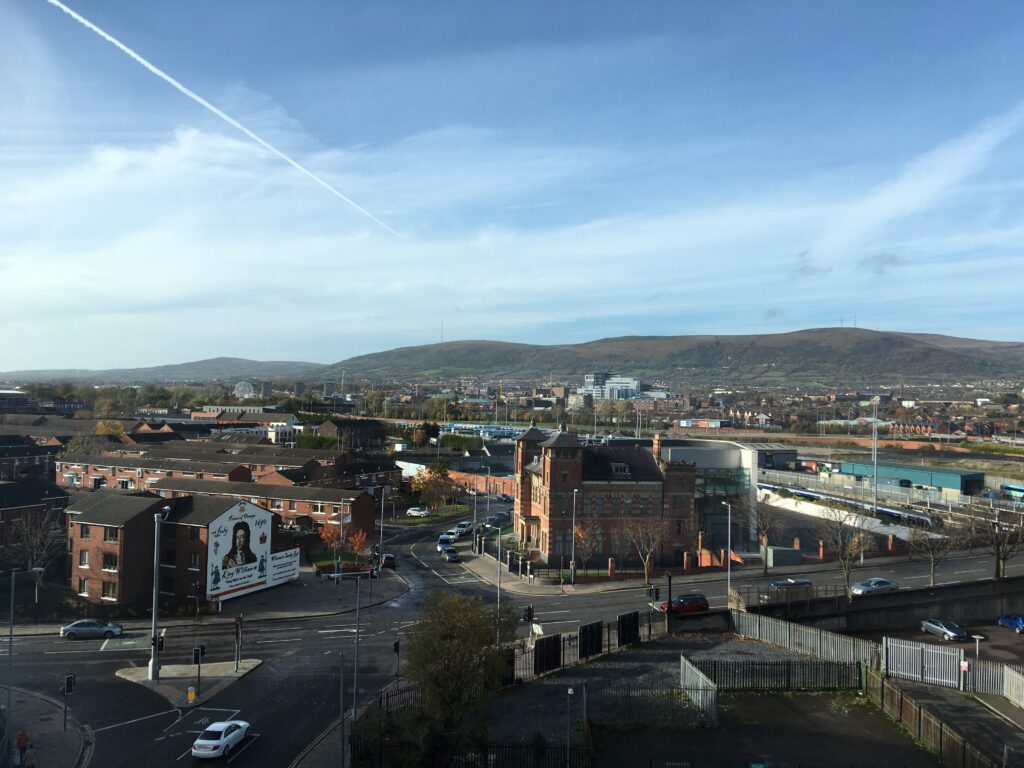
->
xmin=101 ymin=581 xmax=118 ymax=600
xmin=271 ymin=499 xmax=283 ymax=511
xmin=188 ymin=552 xmax=200 ymax=570
xmin=77 ymin=578 xmax=88 ymax=596
xmin=78 ymin=550 xmax=89 ymax=567
xmin=102 ymin=553 xmax=118 ymax=571
xmin=288 ymin=501 xmax=296 ymax=512
xmin=314 ymin=503 xmax=324 ymax=515
xmin=161 ymin=549 xmax=175 ymax=567
xmin=159 ymin=576 xmax=175 ymax=594
xmin=118 ymin=478 xmax=134 ymax=490
xmin=189 ymin=527 xmax=200 ymax=541
xmin=79 ymin=524 xmax=91 ymax=540
xmin=103 ymin=527 xmax=119 ymax=543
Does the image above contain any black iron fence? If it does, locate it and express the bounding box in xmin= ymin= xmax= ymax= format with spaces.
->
xmin=692 ymin=659 xmax=860 ymax=691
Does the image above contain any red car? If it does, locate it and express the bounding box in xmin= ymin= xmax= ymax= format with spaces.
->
xmin=659 ymin=594 xmax=710 ymax=614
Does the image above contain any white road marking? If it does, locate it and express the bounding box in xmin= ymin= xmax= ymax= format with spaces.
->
xmin=44 ymin=649 xmax=106 ymax=655
xmin=93 ymin=709 xmax=179 ymax=733
xmin=255 ymin=638 xmax=302 ymax=644
xmin=317 ymin=629 xmax=357 ymax=634
xmin=540 ymin=619 xmax=580 ymax=626
xmin=227 ymin=733 xmax=260 ymax=763
xmin=953 ymin=569 xmax=987 ymax=575
xmin=537 ymin=610 xmax=571 ymax=615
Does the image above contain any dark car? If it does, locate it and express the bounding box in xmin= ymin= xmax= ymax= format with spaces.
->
xmin=760 ymin=577 xmax=814 ymax=602
xmin=920 ymin=618 xmax=968 ymax=642
xmin=659 ymin=594 xmax=710 ymax=615
xmin=496 ymin=493 xmax=513 ymax=503
xmin=998 ymin=614 xmax=1024 ymax=633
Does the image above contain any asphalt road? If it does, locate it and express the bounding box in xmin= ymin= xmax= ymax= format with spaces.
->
xmin=6 ymin=504 xmax=1024 ymax=766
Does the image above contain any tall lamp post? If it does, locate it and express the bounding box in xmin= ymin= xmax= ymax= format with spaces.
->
xmin=8 ymin=567 xmax=43 ymax=746
xmin=721 ymin=501 xmax=732 ymax=606
xmin=871 ymin=396 xmax=880 ymax=518
xmin=570 ymin=489 xmax=578 ymax=585
xmin=149 ymin=506 xmax=171 ymax=681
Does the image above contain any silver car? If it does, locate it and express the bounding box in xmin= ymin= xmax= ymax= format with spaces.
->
xmin=850 ymin=577 xmax=898 ymax=596
xmin=920 ymin=618 xmax=968 ymax=641
xmin=60 ymin=619 xmax=124 ymax=640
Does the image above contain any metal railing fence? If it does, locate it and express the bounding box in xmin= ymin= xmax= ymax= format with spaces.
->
xmin=693 ymin=659 xmax=860 ymax=690
xmin=729 ymin=610 xmax=879 ymax=666
xmin=679 ymin=655 xmax=719 ymax=726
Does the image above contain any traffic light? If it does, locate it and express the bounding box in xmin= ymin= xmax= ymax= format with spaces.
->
xmin=653 ymin=587 xmax=661 ymax=601
xmin=64 ymin=673 xmax=75 ymax=695
xmin=192 ymin=645 xmax=206 ymax=665
xmin=157 ymin=635 xmax=165 ymax=652
xmin=392 ymin=639 xmax=400 ymax=654
xmin=521 ymin=605 xmax=534 ymax=623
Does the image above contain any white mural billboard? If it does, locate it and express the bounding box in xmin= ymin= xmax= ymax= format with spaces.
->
xmin=206 ymin=501 xmax=299 ymax=601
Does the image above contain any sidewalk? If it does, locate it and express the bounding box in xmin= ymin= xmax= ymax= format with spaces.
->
xmin=4 ymin=687 xmax=88 ymax=768
xmin=115 ymin=660 xmax=262 ymax=709
xmin=456 ymin=541 xmax=961 ymax=597
xmin=12 ymin=564 xmax=411 ymax=638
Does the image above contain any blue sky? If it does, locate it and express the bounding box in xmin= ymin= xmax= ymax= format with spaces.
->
xmin=2 ymin=1 xmax=1023 ymax=370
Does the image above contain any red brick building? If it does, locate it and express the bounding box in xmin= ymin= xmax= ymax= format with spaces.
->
xmin=514 ymin=426 xmax=697 ymax=568
xmin=55 ymin=454 xmax=252 ymax=491
xmin=151 ymin=478 xmax=376 ymax=539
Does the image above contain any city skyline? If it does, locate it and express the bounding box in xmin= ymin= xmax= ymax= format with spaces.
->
xmin=3 ymin=1 xmax=1024 ymax=370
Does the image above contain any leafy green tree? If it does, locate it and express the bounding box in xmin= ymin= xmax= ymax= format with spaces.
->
xmin=65 ymin=433 xmax=109 ymax=456
xmin=405 ymin=592 xmax=518 ymax=728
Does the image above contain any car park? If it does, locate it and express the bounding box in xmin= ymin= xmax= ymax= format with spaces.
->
xmin=441 ymin=546 xmax=461 ymax=562
xmin=60 ymin=619 xmax=124 ymax=640
xmin=850 ymin=577 xmax=898 ymax=596
xmin=406 ymin=507 xmax=430 ymax=518
xmin=191 ymin=720 xmax=250 ymax=759
xmin=658 ymin=594 xmax=710 ymax=614
xmin=920 ymin=618 xmax=969 ymax=641
xmin=436 ymin=534 xmax=455 ymax=551
xmin=998 ymin=614 xmax=1024 ymax=633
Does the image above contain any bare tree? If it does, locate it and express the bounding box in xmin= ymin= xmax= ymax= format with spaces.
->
xmin=816 ymin=502 xmax=874 ymax=595
xmin=749 ymin=496 xmax=785 ymax=576
xmin=907 ymin=520 xmax=964 ymax=587
xmin=4 ymin=509 xmax=66 ymax=604
xmin=572 ymin=515 xmax=603 ymax=573
xmin=976 ymin=509 xmax=1024 ymax=580
xmin=615 ymin=515 xmax=667 ymax=586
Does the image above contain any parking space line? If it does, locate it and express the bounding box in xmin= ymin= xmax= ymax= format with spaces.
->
xmin=93 ymin=709 xmax=179 ymax=733
xmin=228 ymin=733 xmax=260 ymax=763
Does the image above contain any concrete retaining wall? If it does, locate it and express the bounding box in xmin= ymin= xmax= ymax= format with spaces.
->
xmin=750 ymin=573 xmax=1024 ymax=633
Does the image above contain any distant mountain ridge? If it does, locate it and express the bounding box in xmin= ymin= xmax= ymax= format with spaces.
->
xmin=322 ymin=329 xmax=1024 ymax=385
xmin=3 ymin=330 xmax=1023 ymax=386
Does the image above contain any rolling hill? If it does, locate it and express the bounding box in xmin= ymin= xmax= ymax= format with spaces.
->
xmin=3 ymin=330 xmax=1022 ymax=386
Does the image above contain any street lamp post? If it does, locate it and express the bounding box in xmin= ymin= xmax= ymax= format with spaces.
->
xmin=149 ymin=506 xmax=171 ymax=681
xmin=566 ymin=687 xmax=575 ymax=767
xmin=721 ymin=501 xmax=732 ymax=606
xmin=8 ymin=567 xmax=43 ymax=751
xmin=570 ymin=489 xmax=578 ymax=585
xmin=871 ymin=397 xmax=880 ymax=520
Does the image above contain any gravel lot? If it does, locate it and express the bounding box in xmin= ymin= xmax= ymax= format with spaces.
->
xmin=478 ymin=632 xmax=938 ymax=767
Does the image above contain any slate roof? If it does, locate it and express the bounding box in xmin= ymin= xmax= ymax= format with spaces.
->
xmin=66 ymin=490 xmax=166 ymax=526
xmin=170 ymin=495 xmax=244 ymax=527
xmin=515 ymin=426 xmax=547 ymax=443
xmin=538 ymin=431 xmax=581 ymax=449
xmin=153 ymin=478 xmax=364 ymax=503
xmin=0 ymin=478 xmax=68 ymax=510
xmin=581 ymin=446 xmax=664 ymax=482
xmin=59 ymin=454 xmax=247 ymax=474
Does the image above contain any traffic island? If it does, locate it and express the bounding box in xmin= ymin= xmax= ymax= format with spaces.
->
xmin=116 ymin=659 xmax=262 ymax=708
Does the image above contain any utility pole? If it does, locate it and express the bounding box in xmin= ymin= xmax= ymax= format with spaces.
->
xmin=149 ymin=507 xmax=170 ymax=681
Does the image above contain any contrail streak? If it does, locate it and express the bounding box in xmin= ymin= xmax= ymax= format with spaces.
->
xmin=45 ymin=0 xmax=398 ymax=236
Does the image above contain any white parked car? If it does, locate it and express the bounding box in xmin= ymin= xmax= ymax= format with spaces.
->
xmin=405 ymin=507 xmax=430 ymax=518
xmin=191 ymin=720 xmax=250 ymax=759
xmin=454 ymin=521 xmax=473 ymax=537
